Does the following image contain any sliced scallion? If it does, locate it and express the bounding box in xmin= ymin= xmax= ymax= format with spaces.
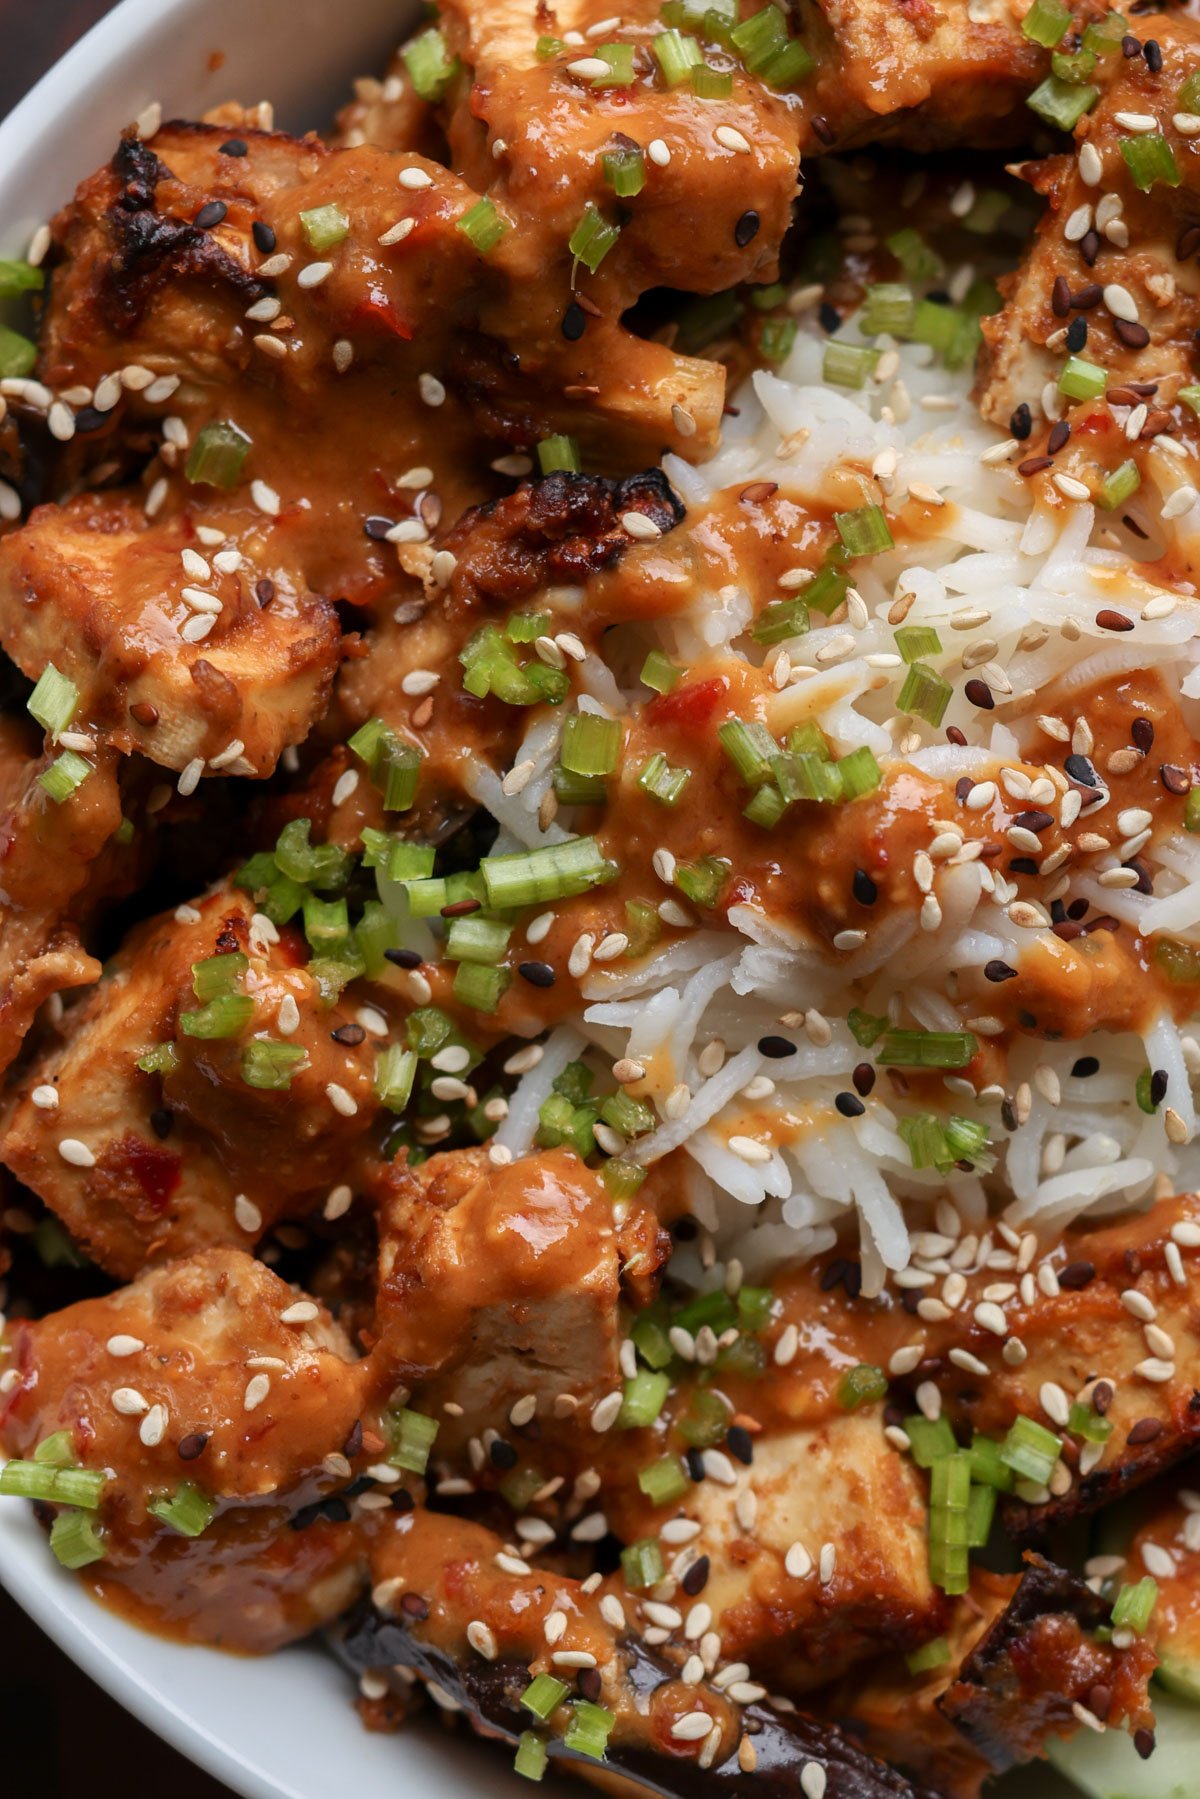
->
xmin=180 ymin=993 xmax=254 ymax=1039
xmin=640 ymin=649 xmax=682 ymax=692
xmin=1027 ymin=73 xmax=1098 ymax=130
xmin=834 ymin=503 xmax=892 ymax=557
xmin=836 ymin=1364 xmax=887 ymax=1410
xmin=521 ymin=1673 xmax=570 ymax=1721
xmin=299 ymin=204 xmax=349 ymax=252
xmin=562 ymin=712 xmax=621 ymax=777
xmin=691 ymin=62 xmax=733 ymax=97
xmin=446 ymin=915 xmax=512 ymax=964
xmin=49 ymin=1511 xmax=106 ymax=1569
xmin=386 ymin=1406 xmax=439 ymax=1475
xmin=999 ymin=1414 xmax=1062 ymax=1486
xmin=718 ymin=717 xmax=778 ymax=787
xmin=759 ymin=316 xmax=798 ymax=363
xmin=878 ymin=1029 xmax=978 ymax=1069
xmin=1058 ymin=355 xmax=1107 ymax=401
xmin=638 ymin=1454 xmax=691 ymax=1506
xmin=453 ymin=961 xmax=512 ymax=1013
xmin=563 ymin=1701 xmax=615 ymax=1761
xmin=823 ymin=341 xmax=880 ymax=390
xmin=652 ymin=27 xmax=704 ymax=85
xmin=617 ymin=1369 xmax=670 ymax=1428
xmin=0 ymin=1460 xmax=106 ymax=1507
xmin=375 ymin=1044 xmax=418 ymax=1113
xmin=861 ymin=282 xmax=915 ymax=337
xmin=590 ymin=43 xmax=636 ymax=86
xmin=897 ymin=660 xmax=952 ymax=728
xmin=457 ymin=197 xmax=508 ymax=254
xmin=27 ymin=664 xmax=78 ymax=739
xmin=1120 ymin=133 xmax=1181 ymax=191
xmin=620 ymin=1536 xmax=665 ymax=1589
xmin=148 ymin=1480 xmax=216 ymax=1537
xmin=537 ymin=435 xmax=581 ymax=475
xmin=1098 ymin=458 xmax=1140 ymax=511
xmin=514 ymin=1733 xmax=548 ymax=1782
xmin=568 ymin=204 xmax=620 ymax=273
xmin=0 ymin=324 xmax=36 ymax=380
xmin=403 ymin=26 xmax=460 ymax=101
xmin=886 ymin=227 xmax=942 ymax=283
xmin=1021 ymin=0 xmax=1070 ymax=46
xmin=603 ymin=146 xmax=645 ymax=197
xmin=837 ymin=746 xmax=882 ymax=800
xmin=0 ymin=259 xmax=43 ymax=297
xmin=895 ymin=625 xmax=942 ymax=663
xmin=673 ymin=855 xmax=728 ymax=909
xmin=480 ymin=836 xmax=616 ymax=909
xmin=906 ymin=1636 xmax=952 ymax=1674
xmin=192 ymin=951 xmax=249 ymax=1003
xmin=1111 ymin=1576 xmax=1157 ymax=1634
xmin=185 ymin=419 xmax=252 ymax=489
xmin=38 ymin=750 xmax=92 ymax=804
xmin=637 ymin=751 xmax=691 ymax=807
xmin=241 ymin=1039 xmax=307 ymax=1090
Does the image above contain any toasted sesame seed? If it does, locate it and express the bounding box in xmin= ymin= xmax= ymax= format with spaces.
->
xmin=233 ymin=1193 xmax=263 ymax=1233
xmin=57 ymin=1138 xmax=95 ymax=1168
xmin=715 ymin=125 xmax=752 ymax=153
xmin=112 ymin=1387 xmax=149 ymax=1415
xmin=244 ymin=1373 xmax=271 ymax=1411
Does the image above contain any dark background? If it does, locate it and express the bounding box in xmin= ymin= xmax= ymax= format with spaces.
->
xmin=0 ymin=5 xmax=229 ymax=1792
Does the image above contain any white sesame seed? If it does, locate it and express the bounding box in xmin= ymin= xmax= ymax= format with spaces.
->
xmin=280 ymin=1300 xmax=319 ymax=1325
xmin=30 ymin=1084 xmax=59 ymax=1110
xmin=648 ymin=138 xmax=671 ymax=167
xmin=1134 ymin=1357 xmax=1175 ymax=1384
xmin=715 ymin=125 xmax=751 ymax=154
xmin=785 ymin=1540 xmax=812 ymax=1577
xmin=672 ymin=1712 xmax=717 ymax=1742
xmin=600 ymin=1594 xmax=626 ymax=1628
xmin=398 ymin=166 xmax=434 ymax=190
xmin=419 ymin=372 xmax=446 ymax=407
xmin=57 ymin=1138 xmax=95 ymax=1168
xmin=591 ymin=1390 xmax=623 ymax=1432
xmin=244 ymin=1373 xmax=271 ymax=1411
xmin=621 ymin=510 xmax=662 ymax=541
xmin=326 ymin=1082 xmax=358 ymax=1117
xmin=139 ymin=1403 xmax=167 ymax=1446
xmin=107 ymin=1335 xmax=144 ymax=1358
xmin=801 ymin=1765 xmax=827 ymax=1799
xmin=233 ymin=1193 xmax=263 ymax=1233
xmin=112 ymin=1387 xmax=149 ymax=1415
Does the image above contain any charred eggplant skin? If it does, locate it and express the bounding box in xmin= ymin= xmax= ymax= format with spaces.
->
xmin=338 ymin=1604 xmax=938 ymax=1799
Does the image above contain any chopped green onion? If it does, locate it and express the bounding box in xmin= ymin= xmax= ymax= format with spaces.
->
xmin=927 ymin=1448 xmax=973 ymax=1595
xmin=677 ymin=1387 xmax=731 ymax=1447
xmin=676 ymin=289 xmax=744 ymax=352
xmin=1052 ymin=46 xmax=1097 ymax=82
xmin=192 ymin=951 xmax=249 ymax=1003
xmin=1068 ymin=1399 xmax=1114 ymax=1444
xmin=0 ymin=324 xmax=36 ymax=379
xmin=27 ymin=664 xmax=78 ymax=739
xmin=602 ymin=1156 xmax=648 ymax=1198
xmin=386 ymin=1407 xmax=439 ymax=1475
xmin=274 ymin=817 xmax=353 ymax=890
xmin=148 ymin=1480 xmax=216 ymax=1537
xmin=886 ymin=227 xmax=942 ymax=282
xmin=374 ymin=1045 xmax=418 ymax=1113
xmin=514 ymin=1732 xmax=548 ymax=1782
xmin=620 ymin=1537 xmax=665 ymax=1589
xmin=964 ymin=189 xmax=1012 ymax=233
xmin=600 ymin=1087 xmax=656 ymax=1137
xmin=824 ymin=341 xmax=880 ymax=390
xmin=590 ymin=43 xmax=636 ymax=85
xmin=453 ymin=961 xmax=512 ymax=1013
xmin=241 ymin=1040 xmax=307 ymax=1090
xmin=760 ymin=38 xmax=814 ymax=87
xmin=1135 ymin=1066 xmax=1159 ymax=1115
xmin=773 ymin=751 xmax=841 ymax=805
xmin=33 ymin=1432 xmax=75 ymax=1467
xmin=834 ymin=504 xmax=892 ymax=557
xmin=637 ymin=751 xmax=691 ymax=807
xmin=1156 ymin=937 xmax=1200 ymax=984
xmin=999 ymin=1415 xmax=1062 ymax=1486
xmin=719 ymin=718 xmax=778 ymax=788
xmin=564 ymin=1701 xmax=615 ymax=1761
xmin=898 ymin=1112 xmax=952 ymax=1172
xmin=1083 ymin=12 xmax=1126 ymax=55
xmin=638 ymin=1454 xmax=691 ymax=1506
xmin=506 ymin=612 xmax=551 ymax=643
xmin=446 ymin=915 xmax=512 ymax=965
xmin=1021 ymin=0 xmax=1070 ymax=46
xmin=691 ymin=62 xmax=733 ymax=97
xmin=0 ymin=1460 xmax=106 ymax=1507
xmin=837 ymin=1364 xmax=887 ymax=1410
xmin=537 ymin=435 xmax=581 ymax=475
xmin=653 ymin=27 xmax=704 ymax=85
xmin=1058 ymin=355 xmax=1107 ymax=401
xmin=759 ymin=316 xmax=798 ymax=363
xmin=640 ymin=649 xmax=682 ymax=692
xmin=299 ymin=204 xmax=349 ymax=252
xmin=137 ymin=1042 xmax=179 ymax=1077
xmin=943 ymin=1116 xmax=992 ymax=1169
xmin=1111 ymin=1575 xmax=1157 ymax=1634
xmin=569 ymin=204 xmax=620 ymax=273
xmin=878 ymin=1029 xmax=978 ymax=1070
xmin=185 ymin=419 xmax=252 ymax=489
xmin=673 ymin=854 xmax=728 ymax=909
xmin=406 ymin=1007 xmax=458 ymax=1057
xmin=562 ymin=713 xmax=621 ymax=778
xmin=1181 ymin=70 xmax=1200 ymax=112
xmin=553 ymin=767 xmax=607 ymax=806
xmin=969 ymin=1434 xmax=1015 ymax=1491
xmin=848 ymin=1008 xmax=888 ymax=1047
xmin=837 ymin=747 xmax=882 ymax=800
xmin=674 ymin=1290 xmax=737 ymax=1336
xmin=737 ymin=1286 xmax=774 ymax=1332
xmin=522 ymin=1674 xmax=570 ymax=1721
xmin=730 ymin=4 xmax=786 ymax=67
xmin=603 ymin=147 xmax=646 ymax=197
xmin=49 ymin=1511 xmax=106 ymax=1569
xmin=458 ymin=197 xmax=508 ymax=254
xmin=481 ymin=836 xmax=615 ymax=909
xmin=895 ymin=625 xmax=942 ymax=663
xmin=862 ymin=283 xmax=915 ymax=337
xmin=38 ymin=750 xmax=92 ymax=804
xmin=1185 ymin=789 xmax=1200 ymax=834
xmin=966 ymin=1482 xmax=996 ymax=1548
xmin=903 ymin=1414 xmax=957 ymax=1468
xmin=180 ymin=993 xmax=254 ymax=1039
xmin=743 ymin=782 xmax=787 ymax=828
xmin=897 ymin=661 xmax=952 ymax=728
xmin=1098 ymin=459 xmax=1140 ymax=511
xmin=618 ymin=1369 xmax=670 ymax=1428
xmin=906 ymin=1636 xmax=952 ymax=1674
xmin=1120 ymin=133 xmax=1181 ymax=191
xmin=0 ymin=258 xmax=44 ymax=296
xmin=403 ymin=26 xmax=460 ymax=101
xmin=537 ymin=33 xmax=565 ymax=58
xmin=1027 ymin=74 xmax=1098 ymax=130
xmin=752 ymin=598 xmax=809 ymax=645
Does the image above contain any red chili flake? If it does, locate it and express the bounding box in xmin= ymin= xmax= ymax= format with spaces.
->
xmin=1096 ymin=608 xmax=1134 ymax=631
xmin=646 ymin=675 xmax=729 ymax=729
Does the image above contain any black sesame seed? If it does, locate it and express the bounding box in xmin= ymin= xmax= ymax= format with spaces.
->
xmin=489 ymin=1438 xmax=518 ymax=1470
xmin=1065 ymin=317 xmax=1087 ymax=354
xmin=518 ymin=960 xmax=557 ymax=988
xmin=1048 ymin=419 xmax=1071 ymax=455
xmin=74 ymin=406 xmax=107 ymax=435
xmin=384 ymin=947 xmax=424 ymax=969
xmin=320 ymin=1497 xmax=352 ymax=1525
xmin=757 ymin=1034 xmax=796 ymax=1059
xmin=1131 ymin=717 xmax=1155 ymax=752
xmin=342 ymin=1419 xmax=364 ymax=1458
xmin=819 ymin=301 xmax=841 ymax=334
xmin=1010 ymin=402 xmax=1033 ymax=440
xmin=1014 ymin=809 xmax=1054 ymax=833
xmin=177 ymin=1432 xmax=208 ymax=1461
xmin=1058 ymin=1260 xmax=1095 ymax=1290
xmin=965 ymin=678 xmax=994 ymax=710
xmin=577 ymin=1668 xmax=603 ymax=1703
xmin=1064 ymin=753 xmax=1098 ymax=786
xmin=984 ymin=959 xmax=1018 ymax=982
xmin=365 ymin=514 xmax=397 ymax=540
xmin=1133 ymin=1728 xmax=1156 ymax=1761
xmin=1000 ymin=1098 xmax=1018 ymax=1132
xmin=149 ymin=1107 xmax=174 ymax=1139
xmin=562 ymin=300 xmax=587 ymax=341
xmin=1114 ymin=318 xmax=1150 ymax=350
xmin=726 ymin=1425 xmax=754 ymax=1464
xmin=1067 ymin=897 xmax=1089 ymax=919
xmin=955 ymin=776 xmax=975 ymax=803
xmin=1072 ymin=1055 xmax=1100 ymax=1078
xmin=852 ymin=868 xmax=877 ymax=906
xmin=1018 ymin=455 xmax=1054 ymax=476
xmin=843 ymin=1262 xmax=862 ymax=1299
xmin=1145 ymin=36 xmax=1163 ymax=69
xmin=686 ymin=1448 xmax=706 ymax=1482
xmin=332 ymin=1022 xmax=365 ymax=1045
xmin=835 ymin=1090 xmax=866 ymax=1118
xmin=1008 ymin=857 xmax=1039 ymax=876
xmin=1073 ymin=282 xmax=1103 ymax=309
xmin=252 ymin=220 xmax=277 ymax=254
xmin=220 ymin=138 xmax=248 ymax=157
xmin=852 ymin=1062 xmax=875 ymax=1096
xmin=735 ymin=209 xmax=760 ymax=248
xmin=1150 ymin=1068 xmax=1169 ymax=1106
xmin=1161 ymin=763 xmax=1191 ymax=795
xmin=255 ymin=576 xmax=276 ymax=607
xmin=811 ymin=116 xmax=835 ymax=145
xmin=195 ymin=200 xmax=228 ymax=229
xmin=390 ymin=1487 xmax=415 ymax=1513
xmin=1051 ymin=275 xmax=1071 ymax=318
xmin=1122 ymin=32 xmax=1142 ymax=55
xmin=681 ymin=1555 xmax=710 ymax=1595
xmin=400 ymin=1592 xmax=430 ymax=1620
xmin=946 ymin=725 xmax=967 ymax=746
xmin=1079 ymin=229 xmax=1101 ymax=267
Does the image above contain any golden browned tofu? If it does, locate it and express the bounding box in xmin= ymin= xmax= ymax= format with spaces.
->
xmin=0 ymin=1247 xmax=372 ymax=1650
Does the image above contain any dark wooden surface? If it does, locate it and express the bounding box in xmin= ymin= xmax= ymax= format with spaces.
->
xmin=0 ymin=8 xmax=231 ymax=1793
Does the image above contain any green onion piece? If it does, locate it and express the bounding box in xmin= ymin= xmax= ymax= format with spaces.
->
xmin=730 ymin=4 xmax=786 ymax=68
xmin=676 ymin=288 xmax=744 ymax=352
xmin=1027 ymin=74 xmax=1098 ymax=129
xmin=27 ymin=663 xmax=79 ymax=739
xmin=403 ymin=26 xmax=460 ymax=100
xmin=299 ymin=203 xmax=349 ymax=252
xmin=522 ymin=1674 xmax=570 ymax=1721
xmin=835 ymin=503 xmax=892 ymax=557
xmin=562 ymin=713 xmax=622 ymax=777
xmin=773 ymin=750 xmax=841 ymax=805
xmin=906 ymin=1636 xmax=952 ymax=1675
xmin=553 ymin=767 xmax=607 ymax=806
xmin=620 ymin=1536 xmax=665 ymax=1589
xmin=760 ymin=38 xmax=814 ymax=86
xmin=185 ymin=419 xmax=252 ymax=489
xmin=386 ymin=1407 xmax=439 ymax=1475
xmin=886 ymin=227 xmax=942 ymax=282
xmin=38 ymin=750 xmax=92 ymax=804
xmin=653 ymin=27 xmax=704 ymax=85
xmin=640 ymin=649 xmax=682 ymax=692
xmin=743 ymin=782 xmax=788 ymax=828
xmin=1082 ymin=12 xmax=1126 ymax=55
xmin=903 ymin=1414 xmax=957 ymax=1468
xmin=564 ymin=1701 xmax=615 ymax=1761
xmin=895 ymin=625 xmax=942 ymax=663
xmin=862 ymin=283 xmax=915 ymax=337
xmin=824 ymin=341 xmax=880 ymax=390
xmin=1067 ymin=1399 xmax=1114 ymax=1444
xmin=276 ymin=818 xmax=354 ymax=890
xmin=536 ymin=34 xmax=565 ymax=58
xmin=514 ymin=1732 xmax=548 ymax=1782
xmin=929 ymin=1448 xmax=972 ymax=1509
xmin=137 ymin=1042 xmax=179 ymax=1077
xmin=673 ymin=854 xmax=728 ymax=909
xmin=506 ymin=612 xmax=551 ymax=643
xmin=928 ymin=1448 xmax=973 ymax=1594
xmin=1098 ymin=459 xmax=1140 ymax=511
xmin=897 ymin=660 xmax=952 ymax=728
xmin=600 ymin=1088 xmax=656 ymax=1137
xmin=568 ymin=204 xmax=621 ymax=273
xmin=690 ymin=62 xmax=733 ymax=97
xmin=1111 ymin=1575 xmax=1157 ymax=1634
xmin=1156 ymin=937 xmax=1200 ymax=983
xmin=943 ymin=1116 xmax=992 ymax=1168
xmin=908 ymin=298 xmax=960 ymax=357
xmin=1021 ymin=0 xmax=1070 ymax=46
xmin=999 ymin=1414 xmax=1062 ymax=1485
xmin=632 ymin=1303 xmax=673 ymax=1369
xmin=1058 ymin=355 xmax=1107 ymax=401
xmin=32 ymin=1432 xmax=74 ymax=1467
xmin=1135 ymin=1066 xmax=1158 ymax=1115
xmin=0 ymin=324 xmax=37 ymax=379
xmin=241 ymin=1040 xmax=307 ymax=1090
xmin=837 ymin=747 xmax=882 ymax=800
xmin=618 ymin=1369 xmax=670 ymax=1428
xmin=878 ymin=1029 xmax=978 ymax=1070
xmin=677 ymin=1387 xmax=732 ymax=1447
xmin=49 ymin=1511 xmax=106 ymax=1569
xmin=603 ymin=147 xmax=646 ymax=197
xmin=969 ymin=1433 xmax=1016 ymax=1491
xmin=966 ymin=1481 xmax=996 ymax=1548
xmin=1052 ymin=46 xmax=1097 ymax=82
xmin=1120 ymin=133 xmax=1181 ymax=191
xmin=374 ymin=1045 xmax=418 ymax=1113
xmin=148 ymin=1480 xmax=216 ymax=1537
xmin=453 ymin=961 xmax=512 ymax=1014
xmin=602 ymin=1156 xmax=648 ymax=1198
xmin=737 ymin=1286 xmax=774 ymax=1332
xmin=637 ymin=751 xmax=691 ymax=807
xmin=537 ymin=434 xmax=581 ymax=475
xmin=591 ymin=43 xmax=636 ymax=85
xmin=638 ymin=1454 xmax=691 ymax=1506
xmin=719 ymin=718 xmax=778 ymax=788
xmin=192 ymin=951 xmax=249 ymax=1003
xmin=964 ymin=189 xmax=1012 ymax=233
xmin=446 ymin=915 xmax=512 ymax=965
xmin=457 ymin=197 xmax=508 ymax=254
xmin=759 ymin=316 xmax=798 ymax=363
xmin=180 ymin=993 xmax=255 ymax=1039
xmin=0 ymin=258 xmax=44 ymax=296
xmin=752 ymin=598 xmax=809 ymax=644
xmin=674 ymin=1290 xmax=737 ymax=1336
xmin=405 ymin=1007 xmax=457 ymax=1057
xmin=898 ymin=1112 xmax=951 ymax=1171
xmin=481 ymin=836 xmax=615 ymax=909
xmin=848 ymin=1008 xmax=888 ymax=1047
xmin=0 ymin=1460 xmax=106 ymax=1507
xmin=837 ymin=1364 xmax=888 ymax=1410
xmin=1184 ymin=789 xmax=1200 ymax=834
xmin=1181 ymin=69 xmax=1200 ymax=111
